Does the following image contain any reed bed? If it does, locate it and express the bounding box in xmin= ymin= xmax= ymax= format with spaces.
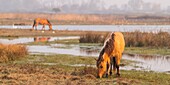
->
xmin=124 ymin=31 xmax=170 ymax=48
xmin=79 ymin=32 xmax=107 ymax=43
xmin=0 ymin=44 xmax=28 ymax=62
xmin=80 ymin=31 xmax=170 ymax=48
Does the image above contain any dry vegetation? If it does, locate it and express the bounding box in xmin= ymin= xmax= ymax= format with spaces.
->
xmin=79 ymin=31 xmax=170 ymax=48
xmin=0 ymin=44 xmax=28 ymax=62
xmin=0 ymin=13 xmax=170 ymax=25
xmin=124 ymin=31 xmax=170 ymax=48
xmin=79 ymin=32 xmax=107 ymax=43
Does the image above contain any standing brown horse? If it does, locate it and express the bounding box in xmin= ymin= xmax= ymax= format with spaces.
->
xmin=32 ymin=18 xmax=52 ymax=31
xmin=96 ymin=32 xmax=125 ymax=78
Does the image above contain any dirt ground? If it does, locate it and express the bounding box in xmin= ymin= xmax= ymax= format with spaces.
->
xmin=0 ymin=63 xmax=136 ymax=85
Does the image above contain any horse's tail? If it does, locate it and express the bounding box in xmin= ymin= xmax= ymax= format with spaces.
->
xmin=32 ymin=20 xmax=36 ymax=27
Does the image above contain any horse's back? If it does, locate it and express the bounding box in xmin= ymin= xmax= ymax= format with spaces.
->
xmin=35 ymin=18 xmax=49 ymax=24
xmin=112 ymin=32 xmax=125 ymax=53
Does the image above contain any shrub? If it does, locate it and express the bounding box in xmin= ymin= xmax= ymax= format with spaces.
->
xmin=79 ymin=32 xmax=107 ymax=43
xmin=0 ymin=44 xmax=28 ymax=62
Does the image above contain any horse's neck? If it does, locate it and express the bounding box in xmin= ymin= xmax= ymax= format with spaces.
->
xmin=102 ymin=52 xmax=110 ymax=62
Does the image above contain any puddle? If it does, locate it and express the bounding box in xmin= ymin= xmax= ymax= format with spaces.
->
xmin=123 ymin=54 xmax=170 ymax=72
xmin=0 ymin=36 xmax=79 ymax=44
xmin=28 ymin=45 xmax=99 ymax=57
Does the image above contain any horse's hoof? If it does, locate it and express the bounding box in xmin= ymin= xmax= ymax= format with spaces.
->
xmin=117 ymin=73 xmax=120 ymax=77
xmin=110 ymin=72 xmax=112 ymax=75
xmin=106 ymin=74 xmax=108 ymax=78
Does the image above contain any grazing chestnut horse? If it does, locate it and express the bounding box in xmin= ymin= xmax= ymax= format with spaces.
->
xmin=32 ymin=18 xmax=52 ymax=31
xmin=96 ymin=32 xmax=125 ymax=78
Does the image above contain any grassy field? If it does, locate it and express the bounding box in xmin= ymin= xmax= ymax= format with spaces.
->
xmin=0 ymin=54 xmax=169 ymax=85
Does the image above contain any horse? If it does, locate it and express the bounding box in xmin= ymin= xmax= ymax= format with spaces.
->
xmin=96 ymin=32 xmax=125 ymax=78
xmin=32 ymin=18 xmax=52 ymax=31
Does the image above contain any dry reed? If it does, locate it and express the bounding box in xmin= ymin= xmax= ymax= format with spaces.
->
xmin=80 ymin=31 xmax=170 ymax=48
xmin=79 ymin=32 xmax=107 ymax=43
xmin=124 ymin=31 xmax=170 ymax=48
xmin=0 ymin=44 xmax=28 ymax=62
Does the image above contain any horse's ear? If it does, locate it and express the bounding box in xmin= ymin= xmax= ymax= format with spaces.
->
xmin=111 ymin=33 xmax=115 ymax=39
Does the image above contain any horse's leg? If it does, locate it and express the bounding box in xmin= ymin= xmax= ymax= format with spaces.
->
xmin=105 ymin=58 xmax=110 ymax=78
xmin=113 ymin=57 xmax=117 ymax=75
xmin=116 ymin=53 xmax=122 ymax=76
xmin=42 ymin=25 xmax=45 ymax=30
xmin=49 ymin=25 xmax=52 ymax=31
xmin=32 ymin=20 xmax=36 ymax=31
xmin=109 ymin=57 xmax=113 ymax=75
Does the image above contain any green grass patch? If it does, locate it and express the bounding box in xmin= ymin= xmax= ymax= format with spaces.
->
xmin=54 ymin=39 xmax=79 ymax=44
xmin=125 ymin=47 xmax=170 ymax=55
xmin=8 ymin=54 xmax=170 ymax=85
xmin=14 ymin=54 xmax=96 ymax=66
xmin=120 ymin=70 xmax=170 ymax=85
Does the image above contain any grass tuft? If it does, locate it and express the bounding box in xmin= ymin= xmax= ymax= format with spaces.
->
xmin=0 ymin=44 xmax=28 ymax=62
xmin=79 ymin=32 xmax=107 ymax=43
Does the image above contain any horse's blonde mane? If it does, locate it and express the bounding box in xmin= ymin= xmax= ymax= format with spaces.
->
xmin=97 ymin=33 xmax=115 ymax=65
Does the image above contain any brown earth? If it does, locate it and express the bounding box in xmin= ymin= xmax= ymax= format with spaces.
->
xmin=0 ymin=63 xmax=138 ymax=85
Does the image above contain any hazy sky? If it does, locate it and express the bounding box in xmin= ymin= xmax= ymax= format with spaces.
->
xmin=0 ymin=0 xmax=170 ymax=13
xmin=105 ymin=0 xmax=170 ymax=8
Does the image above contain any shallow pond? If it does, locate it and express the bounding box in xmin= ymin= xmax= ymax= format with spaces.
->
xmin=1 ymin=25 xmax=170 ymax=33
xmin=0 ymin=36 xmax=170 ymax=72
xmin=0 ymin=36 xmax=79 ymax=44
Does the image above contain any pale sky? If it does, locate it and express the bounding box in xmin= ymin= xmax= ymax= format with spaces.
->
xmin=105 ymin=0 xmax=170 ymax=9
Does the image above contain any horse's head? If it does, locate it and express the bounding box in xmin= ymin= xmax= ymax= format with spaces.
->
xmin=96 ymin=49 xmax=107 ymax=78
xmin=49 ymin=25 xmax=52 ymax=31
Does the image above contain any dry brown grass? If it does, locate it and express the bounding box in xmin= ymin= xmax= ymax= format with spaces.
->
xmin=124 ymin=31 xmax=170 ymax=48
xmin=79 ymin=31 xmax=170 ymax=48
xmin=79 ymin=32 xmax=108 ymax=43
xmin=0 ymin=44 xmax=28 ymax=62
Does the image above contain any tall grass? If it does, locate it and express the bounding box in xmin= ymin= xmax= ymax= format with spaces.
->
xmin=124 ymin=31 xmax=170 ymax=48
xmin=79 ymin=31 xmax=170 ymax=48
xmin=0 ymin=44 xmax=28 ymax=62
xmin=79 ymin=32 xmax=107 ymax=43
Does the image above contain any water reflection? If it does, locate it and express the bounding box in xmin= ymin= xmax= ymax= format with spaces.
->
xmin=28 ymin=45 xmax=99 ymax=57
xmin=0 ymin=37 xmax=33 ymax=44
xmin=123 ymin=54 xmax=170 ymax=72
xmin=0 ymin=36 xmax=79 ymax=44
xmin=79 ymin=46 xmax=100 ymax=56
xmin=34 ymin=37 xmax=50 ymax=42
